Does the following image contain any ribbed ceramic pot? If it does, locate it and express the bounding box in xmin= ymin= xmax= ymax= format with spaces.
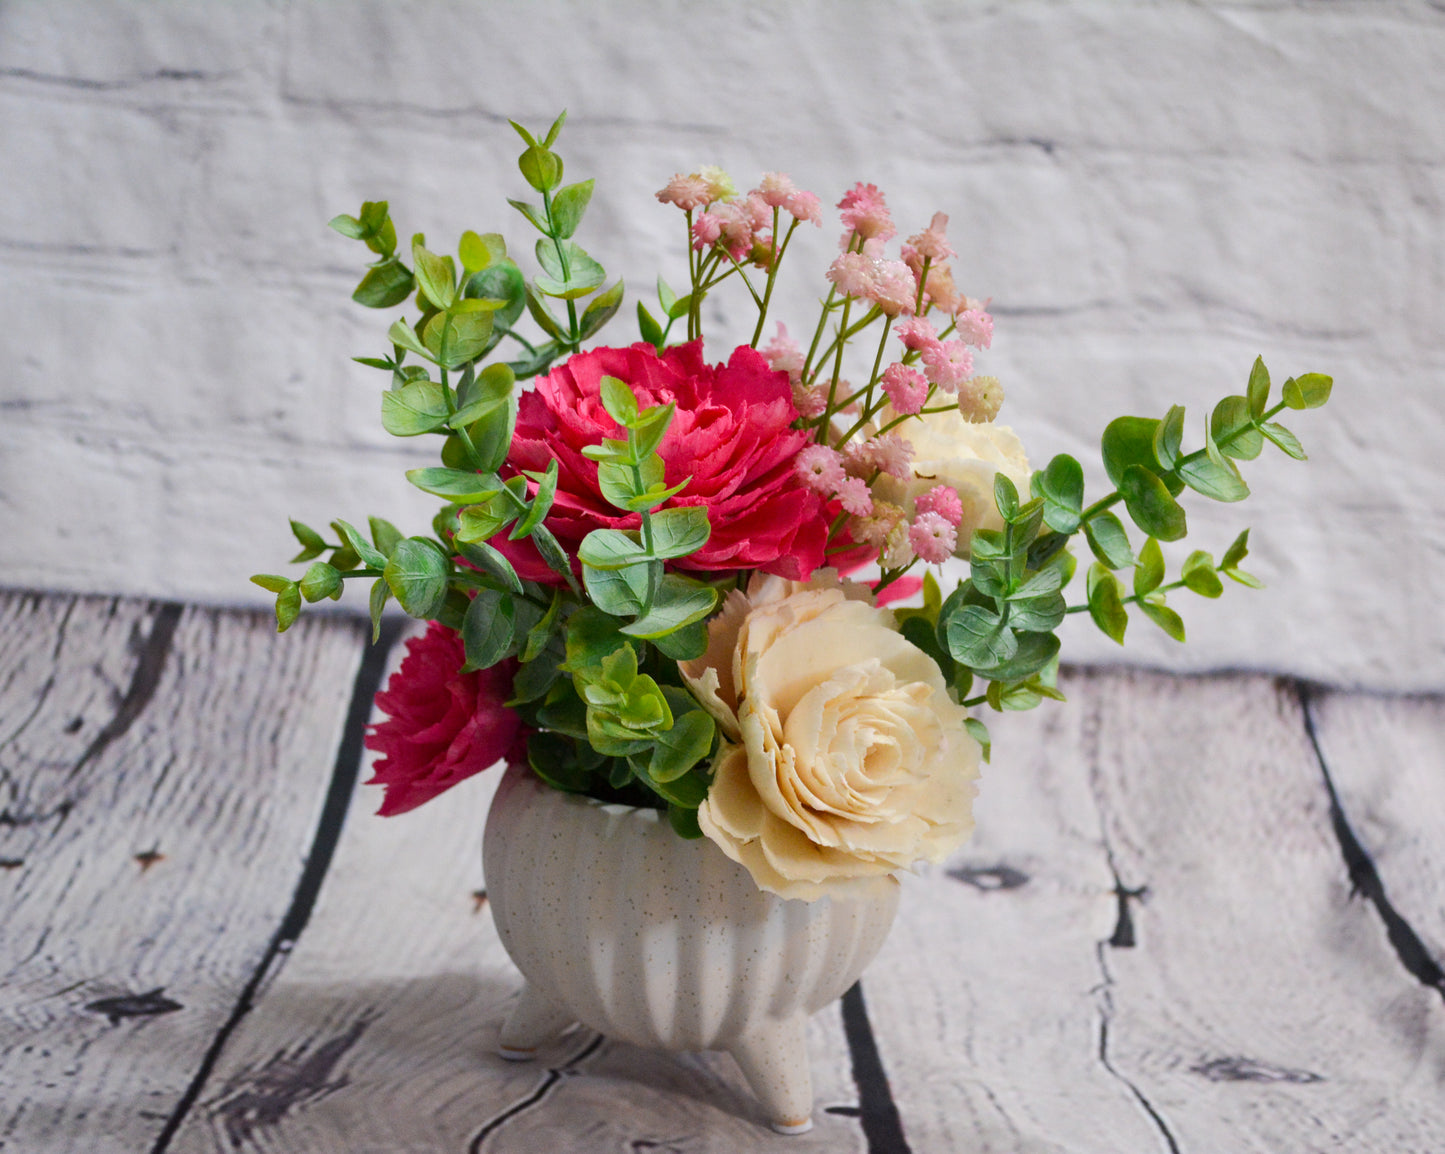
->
xmin=483 ymin=762 xmax=900 ymax=1134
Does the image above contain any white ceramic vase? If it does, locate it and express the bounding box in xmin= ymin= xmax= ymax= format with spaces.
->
xmin=483 ymin=763 xmax=900 ymax=1134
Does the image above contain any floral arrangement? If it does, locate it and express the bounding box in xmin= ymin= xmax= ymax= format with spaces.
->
xmin=253 ymin=114 xmax=1332 ymax=901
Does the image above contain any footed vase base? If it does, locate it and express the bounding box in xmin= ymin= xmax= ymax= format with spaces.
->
xmin=496 ymin=981 xmax=816 ymax=1135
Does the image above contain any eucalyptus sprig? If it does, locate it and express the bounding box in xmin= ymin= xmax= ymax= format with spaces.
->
xmin=911 ymin=356 xmax=1334 ymax=757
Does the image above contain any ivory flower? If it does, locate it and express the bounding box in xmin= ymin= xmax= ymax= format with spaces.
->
xmin=684 ymin=576 xmax=981 ymax=901
xmin=875 ymin=405 xmax=1030 ymax=558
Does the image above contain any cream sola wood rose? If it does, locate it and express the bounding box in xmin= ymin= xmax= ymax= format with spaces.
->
xmin=682 ymin=574 xmax=981 ymax=900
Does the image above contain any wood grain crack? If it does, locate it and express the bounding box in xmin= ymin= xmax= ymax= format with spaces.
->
xmin=146 ymin=615 xmax=398 ymax=1154
xmin=465 ymin=1033 xmax=606 ymax=1153
xmin=1094 ymin=943 xmax=1183 ymax=1154
xmin=1300 ymin=686 xmax=1445 ymax=1005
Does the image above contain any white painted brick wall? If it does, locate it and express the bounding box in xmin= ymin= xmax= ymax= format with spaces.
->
xmin=2 ymin=0 xmax=1442 ymax=691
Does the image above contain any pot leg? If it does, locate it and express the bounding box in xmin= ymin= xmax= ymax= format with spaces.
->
xmin=728 ymin=1013 xmax=814 ymax=1135
xmin=497 ymin=981 xmax=576 ymax=1060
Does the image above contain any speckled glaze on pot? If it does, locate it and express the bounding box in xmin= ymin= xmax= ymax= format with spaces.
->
xmin=483 ymin=763 xmax=900 ymax=1134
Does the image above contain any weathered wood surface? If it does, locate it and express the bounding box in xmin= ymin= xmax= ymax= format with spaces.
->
xmin=0 ymin=592 xmax=366 ymax=1153
xmin=1 ymin=592 xmax=1443 ymax=1152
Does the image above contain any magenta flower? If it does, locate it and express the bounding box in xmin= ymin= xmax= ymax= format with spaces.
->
xmin=502 ymin=341 xmax=831 ymax=582
xmin=364 ymin=622 xmax=526 ymax=817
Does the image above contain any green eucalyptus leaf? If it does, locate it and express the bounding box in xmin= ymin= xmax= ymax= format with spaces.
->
xmin=383 ymin=537 xmax=450 ymax=619
xmin=411 ymin=242 xmax=457 ymax=311
xmin=600 ymin=375 xmax=640 ymax=428
xmin=328 ymin=213 xmax=365 ymax=240
xmin=273 ymin=582 xmax=301 ymax=632
xmin=333 ymin=520 xmax=388 ymax=569
xmin=632 ymin=403 xmax=676 ymax=461
xmin=407 ymin=466 xmax=503 ymax=503
xmin=1005 ymin=591 xmax=1066 ymax=634
xmin=386 ymin=318 xmax=431 ymax=361
xmin=975 ymin=631 xmax=1060 ymax=682
xmin=1031 ymin=454 xmax=1084 ymax=534
xmin=455 ymin=539 xmax=524 ymax=594
xmin=647 ymin=506 xmax=710 ymax=560
xmin=289 ymin=518 xmax=327 ymax=563
xmin=382 ymin=381 xmax=449 ymax=436
xmin=964 ymin=717 xmax=991 ymax=762
xmin=1120 ymin=464 xmax=1187 ymax=542
xmin=1139 ymin=597 xmax=1186 ymax=642
xmin=510 ymin=459 xmax=559 ymax=540
xmin=368 ymin=577 xmax=389 ymax=642
xmin=584 ymin=560 xmax=657 ymax=618
xmin=461 ymin=588 xmax=514 ymax=671
xmin=1283 ymin=372 xmax=1332 ymax=410
xmin=464 ymin=259 xmax=527 ymax=335
xmin=1086 ymin=562 xmax=1128 ymax=644
xmin=1211 ymin=395 xmax=1263 ymax=460
xmin=993 ymin=473 xmax=1020 ymax=522
xmin=1221 ymin=528 xmax=1251 ymax=571
xmin=507 ymin=197 xmax=549 ymax=234
xmin=299 ymin=562 xmax=342 ymax=603
xmin=1181 ymin=550 xmax=1224 ymax=598
xmin=578 ymin=528 xmax=649 ymax=571
xmin=1154 ymin=404 xmax=1185 ymax=472
xmin=945 ymin=604 xmax=1017 ymax=668
xmin=653 ymin=617 xmax=709 ymax=661
xmin=551 ymin=179 xmax=594 ymax=239
xmin=459 ymin=230 xmax=506 ymax=274
xmin=647 ymin=710 xmax=716 ymax=783
xmin=1134 ymin=537 xmax=1165 ymax=597
xmin=637 ymin=300 xmax=664 ymax=347
xmin=530 ymin=523 xmax=580 ymax=592
xmin=519 ymin=144 xmax=563 ymax=193
xmin=580 ymin=279 xmax=624 ymax=340
xmin=455 ymin=495 xmax=514 ymax=544
xmin=1101 ymin=415 xmax=1178 ymax=493
xmin=1084 ymin=512 xmax=1134 ymax=569
xmin=1260 ymin=420 xmax=1307 ymax=460
xmin=525 ymin=284 xmax=567 ymax=340
xmin=353 ymin=258 xmax=415 ymax=309
xmin=1247 ymin=356 xmax=1270 ymax=417
xmin=620 ymin=574 xmax=718 ymax=639
xmin=1178 ymin=453 xmax=1249 ymax=502
xmin=368 ymin=516 xmax=403 ymax=558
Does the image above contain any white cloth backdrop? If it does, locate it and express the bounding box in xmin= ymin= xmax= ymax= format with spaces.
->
xmin=1 ymin=0 xmax=1441 ymax=691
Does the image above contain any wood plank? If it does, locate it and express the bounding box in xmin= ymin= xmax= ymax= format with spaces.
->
xmin=0 ymin=592 xmax=365 ymax=1152
xmin=1081 ymin=671 xmax=1445 ymax=1153
xmin=1306 ymin=688 xmax=1445 ymax=981
xmin=863 ymin=671 xmax=1167 ymax=1152
xmin=169 ymin=627 xmax=870 ymax=1152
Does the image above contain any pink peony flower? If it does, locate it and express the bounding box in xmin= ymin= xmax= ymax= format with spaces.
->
xmin=503 ymin=341 xmax=830 ymax=581
xmin=365 ymin=622 xmax=526 ymax=817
